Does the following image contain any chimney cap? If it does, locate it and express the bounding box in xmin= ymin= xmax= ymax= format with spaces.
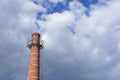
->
xmin=32 ymin=32 xmax=40 ymax=37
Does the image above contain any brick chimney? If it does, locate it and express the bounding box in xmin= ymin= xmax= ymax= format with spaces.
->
xmin=27 ymin=32 xmax=43 ymax=80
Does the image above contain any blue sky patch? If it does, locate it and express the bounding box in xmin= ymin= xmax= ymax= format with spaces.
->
xmin=43 ymin=0 xmax=72 ymax=14
xmin=32 ymin=0 xmax=38 ymax=5
xmin=36 ymin=12 xmax=43 ymax=20
xmin=79 ymin=0 xmax=98 ymax=8
xmin=32 ymin=0 xmax=99 ymax=20
xmin=47 ymin=2 xmax=69 ymax=14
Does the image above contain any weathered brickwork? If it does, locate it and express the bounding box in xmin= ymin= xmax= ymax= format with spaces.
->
xmin=27 ymin=33 xmax=40 ymax=80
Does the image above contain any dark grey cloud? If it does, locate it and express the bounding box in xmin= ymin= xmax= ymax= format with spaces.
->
xmin=0 ymin=0 xmax=39 ymax=80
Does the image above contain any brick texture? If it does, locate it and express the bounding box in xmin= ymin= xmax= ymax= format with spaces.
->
xmin=27 ymin=33 xmax=40 ymax=80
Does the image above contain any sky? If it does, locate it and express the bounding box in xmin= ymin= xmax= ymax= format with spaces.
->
xmin=0 ymin=0 xmax=120 ymax=80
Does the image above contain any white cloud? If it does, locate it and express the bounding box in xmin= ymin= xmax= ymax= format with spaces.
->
xmin=69 ymin=0 xmax=86 ymax=15
xmin=37 ymin=0 xmax=120 ymax=80
xmin=0 ymin=0 xmax=120 ymax=80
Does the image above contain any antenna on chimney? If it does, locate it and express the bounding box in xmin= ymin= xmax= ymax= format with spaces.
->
xmin=26 ymin=36 xmax=32 ymax=49
xmin=40 ymin=40 xmax=44 ymax=49
xmin=26 ymin=35 xmax=44 ymax=49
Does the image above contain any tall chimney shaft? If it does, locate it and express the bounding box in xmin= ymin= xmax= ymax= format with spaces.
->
xmin=27 ymin=32 xmax=41 ymax=80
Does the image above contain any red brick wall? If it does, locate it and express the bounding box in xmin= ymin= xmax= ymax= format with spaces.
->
xmin=27 ymin=33 xmax=40 ymax=80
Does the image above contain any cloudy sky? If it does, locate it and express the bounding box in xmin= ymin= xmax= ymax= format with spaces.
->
xmin=0 ymin=0 xmax=120 ymax=80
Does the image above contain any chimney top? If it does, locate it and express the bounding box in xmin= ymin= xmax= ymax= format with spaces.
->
xmin=32 ymin=32 xmax=40 ymax=37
